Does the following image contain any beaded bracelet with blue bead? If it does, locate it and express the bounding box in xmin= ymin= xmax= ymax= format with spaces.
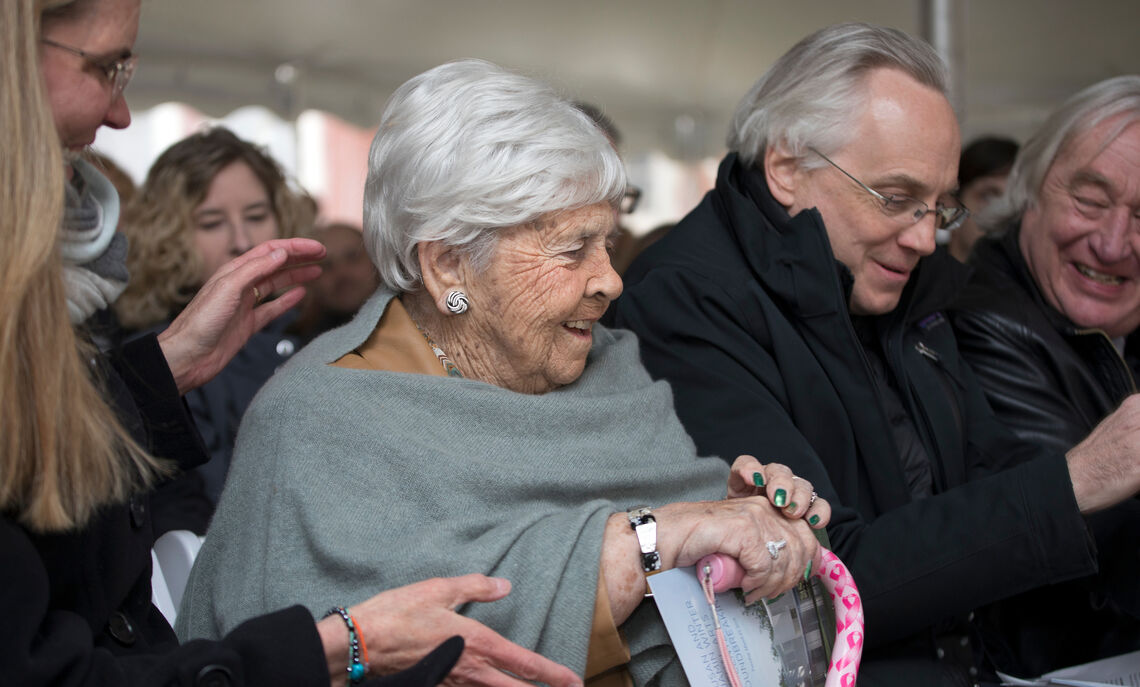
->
xmin=323 ymin=606 xmax=369 ymax=684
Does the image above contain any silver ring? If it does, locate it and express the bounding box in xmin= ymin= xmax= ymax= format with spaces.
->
xmin=766 ymin=539 xmax=787 ymax=560
xmin=808 ymin=491 xmax=818 ymax=508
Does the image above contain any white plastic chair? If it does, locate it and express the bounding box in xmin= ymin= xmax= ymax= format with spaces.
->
xmin=150 ymin=549 xmax=177 ymax=625
xmin=150 ymin=529 xmax=205 ymax=625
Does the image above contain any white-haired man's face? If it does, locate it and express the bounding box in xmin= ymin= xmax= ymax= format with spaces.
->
xmin=767 ymin=67 xmax=961 ymax=316
xmin=1020 ymin=117 xmax=1140 ymax=338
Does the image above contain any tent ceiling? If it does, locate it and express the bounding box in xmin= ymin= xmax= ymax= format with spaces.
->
xmin=130 ymin=0 xmax=1140 ymax=158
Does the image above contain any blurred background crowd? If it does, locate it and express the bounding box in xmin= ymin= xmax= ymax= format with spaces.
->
xmin=94 ymin=0 xmax=1140 ymax=239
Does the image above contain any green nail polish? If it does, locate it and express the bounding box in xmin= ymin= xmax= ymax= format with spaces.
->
xmin=774 ymin=488 xmax=787 ymax=507
xmin=786 ymin=501 xmax=797 ymax=511
xmin=809 ymin=514 xmax=821 ymax=526
xmin=769 ymin=593 xmax=785 ymax=602
xmin=753 ymin=472 xmax=765 ymax=487
xmin=803 ymin=561 xmax=813 ymax=581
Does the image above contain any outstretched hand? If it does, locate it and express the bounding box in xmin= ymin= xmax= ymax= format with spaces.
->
xmin=156 ymin=238 xmax=325 ymax=395
xmin=343 ymin=574 xmax=582 ymax=687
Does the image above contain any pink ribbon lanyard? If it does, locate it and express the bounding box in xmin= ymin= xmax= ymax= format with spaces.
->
xmin=700 ymin=567 xmax=745 ymax=687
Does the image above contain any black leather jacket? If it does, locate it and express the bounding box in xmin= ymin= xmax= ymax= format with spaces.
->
xmin=951 ymin=226 xmax=1139 ymax=456
xmin=950 ymin=227 xmax=1140 ymax=676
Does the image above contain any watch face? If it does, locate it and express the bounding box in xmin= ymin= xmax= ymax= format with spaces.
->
xmin=630 ymin=507 xmax=658 ymax=568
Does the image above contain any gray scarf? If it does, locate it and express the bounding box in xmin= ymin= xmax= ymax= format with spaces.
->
xmin=178 ymin=289 xmax=731 ymax=685
xmin=61 ymin=158 xmax=129 ymax=324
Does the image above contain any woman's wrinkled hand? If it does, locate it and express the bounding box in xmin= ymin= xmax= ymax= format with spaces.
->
xmin=157 ymin=238 xmax=325 ymax=395
xmin=342 ymin=574 xmax=582 ymax=687
xmin=656 ymin=496 xmax=822 ymax=604
xmin=726 ymin=455 xmax=831 ymax=530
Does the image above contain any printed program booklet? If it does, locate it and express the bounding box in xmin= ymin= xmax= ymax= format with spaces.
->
xmin=998 ymin=650 xmax=1140 ymax=686
xmin=648 ymin=566 xmax=833 ymax=687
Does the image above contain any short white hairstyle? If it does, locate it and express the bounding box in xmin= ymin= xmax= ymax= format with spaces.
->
xmin=363 ymin=58 xmax=627 ymax=292
xmin=728 ymin=23 xmax=948 ymax=170
xmin=988 ymin=75 xmax=1140 ymax=230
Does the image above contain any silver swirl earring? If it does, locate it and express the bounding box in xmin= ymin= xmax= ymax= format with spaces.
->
xmin=445 ymin=289 xmax=469 ymax=315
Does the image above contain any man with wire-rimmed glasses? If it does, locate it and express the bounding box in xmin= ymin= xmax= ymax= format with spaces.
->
xmin=612 ymin=22 xmax=1140 ymax=687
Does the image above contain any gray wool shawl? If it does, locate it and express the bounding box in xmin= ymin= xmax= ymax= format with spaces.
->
xmin=176 ymin=288 xmax=730 ymax=685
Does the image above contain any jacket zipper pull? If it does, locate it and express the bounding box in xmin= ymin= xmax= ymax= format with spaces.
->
xmin=915 ymin=342 xmax=941 ymax=362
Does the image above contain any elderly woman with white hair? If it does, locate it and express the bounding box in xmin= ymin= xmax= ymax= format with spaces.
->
xmin=177 ymin=59 xmax=831 ymax=685
xmin=6 ymin=1 xmax=588 ymax=685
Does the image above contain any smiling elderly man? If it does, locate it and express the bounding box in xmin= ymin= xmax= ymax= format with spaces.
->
xmin=612 ymin=24 xmax=1140 ymax=687
xmin=951 ymin=76 xmax=1140 ymax=679
xmin=953 ymin=76 xmax=1140 ymax=457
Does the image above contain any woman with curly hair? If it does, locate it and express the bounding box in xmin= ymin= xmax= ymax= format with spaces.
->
xmin=116 ymin=127 xmax=317 ymax=511
xmin=116 ymin=128 xmax=315 ymax=328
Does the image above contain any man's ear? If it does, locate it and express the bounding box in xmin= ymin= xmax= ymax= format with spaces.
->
xmin=764 ymin=144 xmax=802 ymax=209
xmin=417 ymin=240 xmax=465 ymax=316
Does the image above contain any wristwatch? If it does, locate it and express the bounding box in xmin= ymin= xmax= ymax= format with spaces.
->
xmin=626 ymin=506 xmax=661 ymax=573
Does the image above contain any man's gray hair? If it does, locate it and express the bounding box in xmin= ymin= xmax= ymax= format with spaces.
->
xmin=989 ymin=75 xmax=1140 ymax=230
xmin=364 ymin=58 xmax=627 ymax=292
xmin=727 ymin=23 xmax=948 ymax=169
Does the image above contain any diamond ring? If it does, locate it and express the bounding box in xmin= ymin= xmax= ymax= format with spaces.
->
xmin=766 ymin=539 xmax=787 ymax=560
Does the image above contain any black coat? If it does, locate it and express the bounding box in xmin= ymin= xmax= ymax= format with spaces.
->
xmin=186 ymin=313 xmax=301 ymax=505
xmin=1 ymin=334 xmax=460 ymax=686
xmin=140 ymin=311 xmax=302 ymax=535
xmin=949 ymin=227 xmax=1140 ymax=676
xmin=611 ymin=154 xmax=1097 ymax=686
